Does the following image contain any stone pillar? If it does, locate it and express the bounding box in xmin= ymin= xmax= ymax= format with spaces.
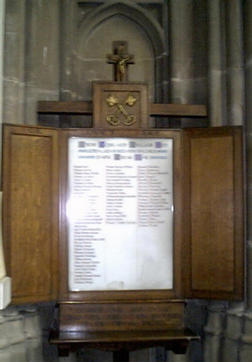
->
xmin=241 ymin=0 xmax=252 ymax=358
xmin=3 ymin=0 xmax=26 ymax=125
xmin=222 ymin=305 xmax=244 ymax=362
xmin=60 ymin=0 xmax=76 ymax=101
xmin=169 ymin=0 xmax=194 ymax=106
xmin=207 ymin=0 xmax=227 ymax=126
xmin=245 ymin=0 xmax=252 ymax=312
xmin=203 ymin=302 xmax=227 ymax=362
xmin=0 ymin=308 xmax=26 ymax=362
xmin=0 ymin=1 xmax=5 ymax=277
xmin=225 ymin=0 xmax=244 ymax=125
xmin=0 ymin=0 xmax=5 ymax=126
xmin=24 ymin=0 xmax=60 ymax=125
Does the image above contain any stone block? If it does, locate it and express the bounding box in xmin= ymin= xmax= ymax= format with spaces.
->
xmin=240 ymin=342 xmax=252 ymax=362
xmin=245 ymin=60 xmax=252 ymax=132
xmin=208 ymin=69 xmax=227 ymax=126
xmin=224 ymin=313 xmax=243 ymax=340
xmin=246 ymin=134 xmax=252 ymax=186
xmin=168 ymin=351 xmax=188 ymax=362
xmin=0 ymin=315 xmax=8 ymax=349
xmin=203 ymin=334 xmax=222 ymax=362
xmin=0 ymin=314 xmax=25 ymax=347
xmin=23 ymin=311 xmax=42 ymax=339
xmin=131 ymin=348 xmax=152 ymax=362
xmin=204 ymin=311 xmax=225 ymax=335
xmin=243 ymin=311 xmax=252 ymax=339
xmin=170 ymin=78 xmax=197 ymax=105
xmin=246 ymin=243 xmax=252 ymax=307
xmin=226 ymin=67 xmax=245 ymax=126
xmin=0 ymin=348 xmax=11 ymax=362
xmin=221 ymin=338 xmax=239 ymax=362
xmin=0 ymin=343 xmax=26 ymax=362
xmin=26 ymin=337 xmax=43 ymax=362
xmin=60 ymin=353 xmax=77 ymax=362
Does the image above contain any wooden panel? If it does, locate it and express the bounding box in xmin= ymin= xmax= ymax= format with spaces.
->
xmin=59 ymin=302 xmax=184 ymax=332
xmin=183 ymin=127 xmax=244 ymax=300
xmin=3 ymin=124 xmax=59 ymax=303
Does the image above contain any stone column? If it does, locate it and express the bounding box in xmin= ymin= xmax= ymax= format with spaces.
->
xmin=225 ymin=0 xmax=244 ymax=125
xmin=207 ymin=0 xmax=227 ymax=126
xmin=245 ymin=0 xmax=252 ymax=312
xmin=240 ymin=0 xmax=252 ymax=359
xmin=3 ymin=0 xmax=26 ymax=125
xmin=0 ymin=0 xmax=5 ymax=126
xmin=217 ymin=1 xmax=246 ymax=359
xmin=24 ymin=0 xmax=60 ymax=125
xmin=0 ymin=1 xmax=5 ymax=280
xmin=222 ymin=304 xmax=244 ymax=362
xmin=169 ymin=0 xmax=194 ymax=107
xmin=60 ymin=0 xmax=77 ymax=101
xmin=203 ymin=302 xmax=227 ymax=362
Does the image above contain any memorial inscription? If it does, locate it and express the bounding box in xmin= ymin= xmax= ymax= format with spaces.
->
xmin=68 ymin=137 xmax=173 ymax=291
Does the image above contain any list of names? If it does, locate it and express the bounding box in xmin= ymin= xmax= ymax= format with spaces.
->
xmin=68 ymin=138 xmax=173 ymax=291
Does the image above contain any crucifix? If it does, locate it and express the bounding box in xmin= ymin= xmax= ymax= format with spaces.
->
xmin=107 ymin=41 xmax=135 ymax=82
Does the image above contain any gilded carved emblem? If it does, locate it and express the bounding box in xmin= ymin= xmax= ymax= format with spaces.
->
xmin=106 ymin=93 xmax=137 ymax=127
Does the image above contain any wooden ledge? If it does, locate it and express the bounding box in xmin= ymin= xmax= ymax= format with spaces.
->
xmin=38 ymin=101 xmax=207 ymax=118
xmin=49 ymin=328 xmax=199 ymax=355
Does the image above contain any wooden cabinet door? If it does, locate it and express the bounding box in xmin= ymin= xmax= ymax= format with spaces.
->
xmin=183 ymin=127 xmax=244 ymax=300
xmin=3 ymin=124 xmax=59 ymax=304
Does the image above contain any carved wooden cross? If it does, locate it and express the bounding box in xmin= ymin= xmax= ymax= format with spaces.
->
xmin=107 ymin=41 xmax=135 ymax=82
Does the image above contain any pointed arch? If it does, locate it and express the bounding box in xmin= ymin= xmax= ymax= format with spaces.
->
xmin=78 ymin=0 xmax=165 ymax=59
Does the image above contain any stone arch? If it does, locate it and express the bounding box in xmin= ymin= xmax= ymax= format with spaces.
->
xmin=78 ymin=0 xmax=165 ymax=59
xmin=74 ymin=0 xmax=167 ymax=102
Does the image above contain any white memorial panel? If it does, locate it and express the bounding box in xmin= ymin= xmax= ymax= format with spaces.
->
xmin=67 ymin=138 xmax=173 ymax=291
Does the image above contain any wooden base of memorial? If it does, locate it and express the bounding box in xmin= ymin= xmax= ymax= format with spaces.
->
xmin=39 ymin=83 xmax=206 ymax=360
xmin=50 ymin=327 xmax=199 ymax=360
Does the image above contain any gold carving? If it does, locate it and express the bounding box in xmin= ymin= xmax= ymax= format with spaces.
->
xmin=106 ymin=115 xmax=120 ymax=126
xmin=125 ymin=94 xmax=136 ymax=107
xmin=106 ymin=93 xmax=137 ymax=127
xmin=106 ymin=95 xmax=118 ymax=107
xmin=123 ymin=115 xmax=136 ymax=126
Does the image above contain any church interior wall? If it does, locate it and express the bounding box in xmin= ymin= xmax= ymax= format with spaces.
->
xmin=0 ymin=1 xmax=251 ymax=361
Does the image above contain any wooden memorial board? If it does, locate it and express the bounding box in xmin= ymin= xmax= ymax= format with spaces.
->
xmin=2 ymin=124 xmax=244 ymax=357
xmin=1 ymin=85 xmax=244 ymax=359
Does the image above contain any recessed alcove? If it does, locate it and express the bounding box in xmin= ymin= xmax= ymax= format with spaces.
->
xmin=76 ymin=14 xmax=155 ymax=101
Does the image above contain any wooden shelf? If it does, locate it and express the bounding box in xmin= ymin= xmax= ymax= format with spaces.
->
xmin=49 ymin=328 xmax=200 ymax=357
